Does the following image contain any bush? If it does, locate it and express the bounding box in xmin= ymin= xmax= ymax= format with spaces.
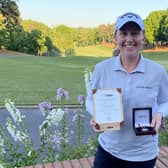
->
xmin=47 ymin=48 xmax=61 ymax=56
xmin=0 ymin=88 xmax=97 ymax=167
xmin=159 ymin=117 xmax=168 ymax=146
xmin=65 ymin=48 xmax=76 ymax=56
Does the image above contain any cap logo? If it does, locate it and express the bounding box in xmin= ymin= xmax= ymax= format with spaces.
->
xmin=121 ymin=13 xmax=139 ymax=19
xmin=115 ymin=12 xmax=144 ymax=31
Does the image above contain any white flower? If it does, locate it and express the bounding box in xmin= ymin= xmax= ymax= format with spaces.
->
xmin=84 ymin=68 xmax=92 ymax=94
xmin=46 ymin=108 xmax=65 ymax=126
xmin=39 ymin=126 xmax=47 ymax=137
xmin=0 ymin=135 xmax=5 ymax=154
xmin=39 ymin=108 xmax=64 ymax=135
xmin=6 ymin=121 xmax=17 ymax=141
xmin=39 ymin=120 xmax=49 ymax=131
xmin=6 ymin=118 xmax=28 ymax=142
xmin=0 ymin=164 xmax=5 ymax=168
xmin=5 ymin=99 xmax=25 ymax=123
xmin=27 ymin=150 xmax=32 ymax=157
xmin=0 ymin=135 xmax=5 ymax=147
xmin=15 ymin=130 xmax=28 ymax=142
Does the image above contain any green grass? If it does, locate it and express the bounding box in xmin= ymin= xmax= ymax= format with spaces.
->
xmin=0 ymin=54 xmax=105 ymax=105
xmin=0 ymin=51 xmax=168 ymax=105
xmin=75 ymin=45 xmax=112 ymax=57
xmin=142 ymin=51 xmax=168 ymax=69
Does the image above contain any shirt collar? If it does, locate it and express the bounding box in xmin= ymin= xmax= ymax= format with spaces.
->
xmin=133 ymin=55 xmax=145 ymax=73
xmin=112 ymin=54 xmax=145 ymax=73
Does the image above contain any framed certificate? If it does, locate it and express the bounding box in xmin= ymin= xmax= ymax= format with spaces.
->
xmin=92 ymin=88 xmax=124 ymax=131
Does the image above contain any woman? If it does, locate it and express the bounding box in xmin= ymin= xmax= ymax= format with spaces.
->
xmin=86 ymin=12 xmax=168 ymax=168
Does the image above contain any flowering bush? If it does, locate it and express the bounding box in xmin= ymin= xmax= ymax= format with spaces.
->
xmin=0 ymin=98 xmax=67 ymax=167
xmin=0 ymin=99 xmax=38 ymax=168
xmin=0 ymin=85 xmax=98 ymax=167
xmin=0 ymin=68 xmax=98 ymax=167
xmin=72 ymin=95 xmax=85 ymax=147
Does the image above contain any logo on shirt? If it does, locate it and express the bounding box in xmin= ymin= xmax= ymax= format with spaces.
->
xmin=136 ymin=86 xmax=152 ymax=89
xmin=103 ymin=94 xmax=113 ymax=97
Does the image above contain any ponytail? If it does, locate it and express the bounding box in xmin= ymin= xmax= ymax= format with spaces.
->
xmin=112 ymin=48 xmax=120 ymax=57
xmin=112 ymin=31 xmax=120 ymax=57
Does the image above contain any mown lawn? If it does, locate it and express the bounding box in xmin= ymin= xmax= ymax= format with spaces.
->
xmin=75 ymin=45 xmax=112 ymax=57
xmin=0 ymin=51 xmax=168 ymax=105
xmin=0 ymin=54 xmax=105 ymax=105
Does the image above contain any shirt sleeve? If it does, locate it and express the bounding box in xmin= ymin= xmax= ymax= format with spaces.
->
xmin=157 ymin=67 xmax=168 ymax=117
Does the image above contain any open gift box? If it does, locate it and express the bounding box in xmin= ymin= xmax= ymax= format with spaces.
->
xmin=133 ymin=107 xmax=156 ymax=136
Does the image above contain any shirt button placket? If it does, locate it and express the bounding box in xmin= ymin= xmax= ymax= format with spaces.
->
xmin=125 ymin=73 xmax=131 ymax=96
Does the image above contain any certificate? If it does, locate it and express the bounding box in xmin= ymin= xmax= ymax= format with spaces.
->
xmin=92 ymin=88 xmax=124 ymax=131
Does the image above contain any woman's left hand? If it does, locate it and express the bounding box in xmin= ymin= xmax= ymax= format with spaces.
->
xmin=151 ymin=112 xmax=162 ymax=134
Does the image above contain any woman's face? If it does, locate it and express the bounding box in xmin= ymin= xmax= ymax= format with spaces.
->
xmin=115 ymin=22 xmax=144 ymax=59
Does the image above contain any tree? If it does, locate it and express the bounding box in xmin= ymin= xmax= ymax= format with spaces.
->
xmin=97 ymin=24 xmax=114 ymax=44
xmin=156 ymin=10 xmax=168 ymax=45
xmin=144 ymin=10 xmax=166 ymax=45
xmin=20 ymin=19 xmax=51 ymax=37
xmin=0 ymin=0 xmax=20 ymax=25
xmin=52 ymin=25 xmax=74 ymax=55
xmin=106 ymin=24 xmax=115 ymax=43
xmin=26 ymin=29 xmax=47 ymax=55
xmin=0 ymin=0 xmax=21 ymax=49
xmin=7 ymin=29 xmax=27 ymax=51
xmin=76 ymin=27 xmax=91 ymax=46
xmin=0 ymin=13 xmax=8 ymax=48
xmin=88 ymin=28 xmax=97 ymax=45
xmin=97 ymin=24 xmax=107 ymax=43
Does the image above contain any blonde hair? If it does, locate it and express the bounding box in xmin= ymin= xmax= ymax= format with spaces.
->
xmin=112 ymin=48 xmax=120 ymax=57
xmin=112 ymin=31 xmax=120 ymax=57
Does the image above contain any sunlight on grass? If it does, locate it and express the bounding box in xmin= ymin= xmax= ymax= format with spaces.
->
xmin=75 ymin=45 xmax=113 ymax=57
xmin=0 ymin=50 xmax=168 ymax=105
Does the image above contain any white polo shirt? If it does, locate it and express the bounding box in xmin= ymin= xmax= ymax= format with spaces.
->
xmin=86 ymin=55 xmax=168 ymax=161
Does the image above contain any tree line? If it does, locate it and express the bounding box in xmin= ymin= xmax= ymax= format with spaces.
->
xmin=0 ymin=0 xmax=168 ymax=56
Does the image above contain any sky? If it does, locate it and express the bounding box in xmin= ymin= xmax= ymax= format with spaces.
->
xmin=18 ymin=0 xmax=168 ymax=28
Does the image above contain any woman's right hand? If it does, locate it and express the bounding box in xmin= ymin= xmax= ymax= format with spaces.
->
xmin=90 ymin=119 xmax=104 ymax=133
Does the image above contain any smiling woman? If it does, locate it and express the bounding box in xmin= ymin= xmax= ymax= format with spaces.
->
xmin=114 ymin=20 xmax=145 ymax=72
xmin=86 ymin=12 xmax=168 ymax=168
